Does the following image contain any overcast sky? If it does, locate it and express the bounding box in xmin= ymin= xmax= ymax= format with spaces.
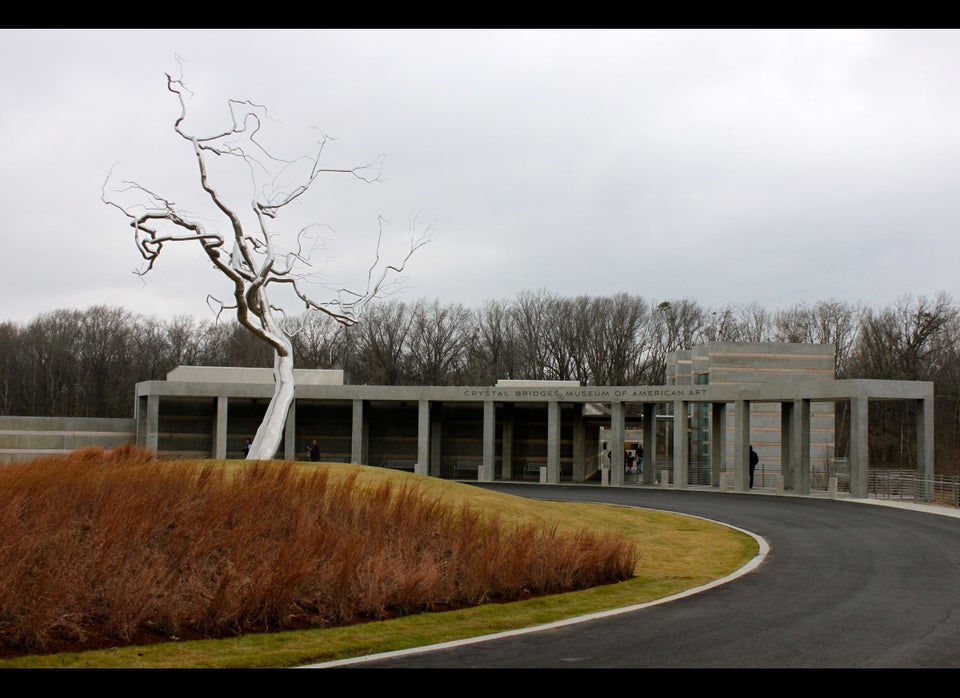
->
xmin=2 ymin=28 xmax=958 ymax=325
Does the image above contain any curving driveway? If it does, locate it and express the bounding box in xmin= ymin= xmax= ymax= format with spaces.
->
xmin=309 ymin=485 xmax=960 ymax=669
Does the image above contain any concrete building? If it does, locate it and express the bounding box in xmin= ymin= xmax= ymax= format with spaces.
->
xmin=667 ymin=342 xmax=839 ymax=485
xmin=0 ymin=341 xmax=933 ymax=501
xmin=126 ymin=343 xmax=935 ymax=499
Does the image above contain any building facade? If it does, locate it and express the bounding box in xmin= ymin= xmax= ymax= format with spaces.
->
xmin=130 ymin=343 xmax=936 ymax=499
xmin=667 ymin=342 xmax=838 ymax=483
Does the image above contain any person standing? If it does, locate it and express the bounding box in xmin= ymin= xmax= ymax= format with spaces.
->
xmin=243 ymin=438 xmax=252 ymax=458
xmin=309 ymin=439 xmax=320 ymax=462
xmin=749 ymin=445 xmax=759 ymax=489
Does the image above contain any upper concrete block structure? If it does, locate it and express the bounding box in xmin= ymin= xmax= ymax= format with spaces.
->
xmin=166 ymin=366 xmax=345 ymax=386
xmin=668 ymin=341 xmax=837 ymax=386
xmin=130 ymin=341 xmax=935 ymax=500
xmin=0 ymin=416 xmax=135 ymax=464
xmin=667 ymin=342 xmax=838 ymax=479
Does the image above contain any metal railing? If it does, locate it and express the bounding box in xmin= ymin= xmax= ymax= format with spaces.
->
xmin=625 ymin=457 xmax=959 ymax=508
xmin=711 ymin=461 xmax=958 ymax=508
xmin=868 ymin=469 xmax=960 ymax=509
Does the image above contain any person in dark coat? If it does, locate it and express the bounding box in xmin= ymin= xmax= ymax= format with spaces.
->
xmin=749 ymin=445 xmax=759 ymax=488
xmin=309 ymin=439 xmax=320 ymax=462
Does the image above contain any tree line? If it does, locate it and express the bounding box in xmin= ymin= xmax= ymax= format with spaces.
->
xmin=2 ymin=291 xmax=958 ymax=472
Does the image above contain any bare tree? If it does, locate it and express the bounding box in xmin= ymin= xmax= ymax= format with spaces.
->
xmin=0 ymin=322 xmax=20 ymax=416
xmin=406 ymin=299 xmax=472 ymax=385
xmin=552 ymin=296 xmax=592 ymax=383
xmin=849 ymin=294 xmax=956 ymax=382
xmin=583 ymin=294 xmax=650 ymax=385
xmin=512 ymin=289 xmax=557 ymax=380
xmin=464 ymin=299 xmax=518 ymax=384
xmin=773 ymin=303 xmax=813 ymax=344
xmin=773 ymin=299 xmax=860 ymax=375
xmin=76 ymin=306 xmax=136 ymax=417
xmin=702 ymin=306 xmax=737 ymax=343
xmin=732 ymin=302 xmax=771 ymax=343
xmin=649 ymin=299 xmax=707 ymax=383
xmin=104 ymin=65 xmax=428 ymax=459
xmin=345 ymin=300 xmax=415 ymax=385
xmin=290 ymin=311 xmax=348 ymax=370
xmin=21 ymin=310 xmax=84 ymax=417
xmin=809 ymin=300 xmax=861 ymax=377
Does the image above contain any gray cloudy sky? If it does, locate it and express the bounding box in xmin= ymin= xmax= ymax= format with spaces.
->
xmin=2 ymin=28 xmax=959 ymax=324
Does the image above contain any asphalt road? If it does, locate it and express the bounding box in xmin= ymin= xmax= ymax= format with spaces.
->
xmin=308 ymin=485 xmax=960 ymax=669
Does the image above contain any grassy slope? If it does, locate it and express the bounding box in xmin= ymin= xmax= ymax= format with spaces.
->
xmin=0 ymin=462 xmax=758 ymax=669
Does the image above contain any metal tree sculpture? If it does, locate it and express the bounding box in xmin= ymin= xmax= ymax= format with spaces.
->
xmin=104 ymin=68 xmax=429 ymax=460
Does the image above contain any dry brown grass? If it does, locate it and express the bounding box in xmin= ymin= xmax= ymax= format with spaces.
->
xmin=0 ymin=445 xmax=636 ymax=659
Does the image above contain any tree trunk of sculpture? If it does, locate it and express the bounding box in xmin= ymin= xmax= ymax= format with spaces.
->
xmin=248 ymin=348 xmax=295 ymax=460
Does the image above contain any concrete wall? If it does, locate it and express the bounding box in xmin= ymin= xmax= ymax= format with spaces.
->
xmin=167 ymin=366 xmax=344 ymax=386
xmin=0 ymin=416 xmax=136 ymax=464
xmin=667 ymin=342 xmax=837 ymax=475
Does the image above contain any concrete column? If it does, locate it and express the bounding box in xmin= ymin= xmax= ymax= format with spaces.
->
xmin=430 ymin=405 xmax=443 ymax=478
xmin=283 ymin=398 xmax=296 ymax=460
xmin=734 ymin=399 xmax=750 ymax=492
xmin=136 ymin=395 xmax=147 ymax=448
xmin=780 ymin=401 xmax=793 ymax=490
xmin=572 ymin=405 xmax=585 ymax=482
xmin=849 ymin=397 xmax=869 ymax=498
xmin=585 ymin=416 xmax=601 ymax=479
xmin=500 ymin=403 xmax=514 ymax=480
xmin=351 ymin=399 xmax=369 ymax=465
xmin=417 ymin=399 xmax=430 ymax=476
xmin=792 ymin=399 xmax=811 ymax=495
xmin=483 ymin=400 xmax=496 ymax=482
xmin=146 ymin=394 xmax=159 ymax=455
xmin=642 ymin=403 xmax=656 ymax=486
xmin=710 ymin=402 xmax=725 ymax=488
xmin=547 ymin=401 xmax=561 ymax=484
xmin=610 ymin=401 xmax=625 ymax=486
xmin=917 ymin=396 xmax=935 ymax=501
xmin=215 ymin=396 xmax=228 ymax=459
xmin=673 ymin=399 xmax=688 ymax=490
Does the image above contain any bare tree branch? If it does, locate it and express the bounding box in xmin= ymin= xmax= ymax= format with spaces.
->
xmin=103 ymin=64 xmax=430 ymax=459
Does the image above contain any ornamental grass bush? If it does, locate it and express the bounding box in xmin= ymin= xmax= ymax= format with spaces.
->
xmin=0 ymin=445 xmax=636 ymax=658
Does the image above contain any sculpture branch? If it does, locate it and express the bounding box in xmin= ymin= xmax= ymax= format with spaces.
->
xmin=104 ymin=64 xmax=430 ymax=459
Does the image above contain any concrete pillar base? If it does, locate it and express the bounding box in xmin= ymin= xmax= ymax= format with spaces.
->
xmin=828 ymin=476 xmax=838 ymax=498
xmin=540 ymin=466 xmax=547 ymax=484
xmin=660 ymin=469 xmax=670 ymax=489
